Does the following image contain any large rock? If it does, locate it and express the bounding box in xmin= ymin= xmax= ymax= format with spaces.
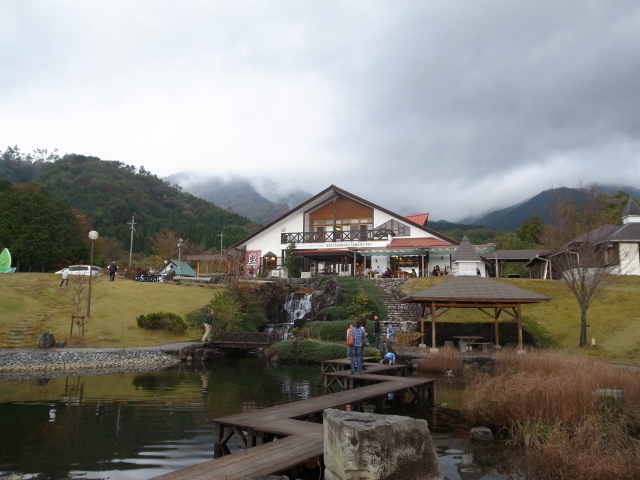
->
xmin=37 ymin=331 xmax=56 ymax=348
xmin=323 ymin=408 xmax=444 ymax=480
xmin=470 ymin=426 xmax=494 ymax=442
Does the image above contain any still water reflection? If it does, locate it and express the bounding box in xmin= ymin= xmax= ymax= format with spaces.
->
xmin=0 ymin=355 xmax=520 ymax=480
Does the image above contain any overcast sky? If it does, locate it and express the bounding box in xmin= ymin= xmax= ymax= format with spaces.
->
xmin=2 ymin=1 xmax=640 ymax=221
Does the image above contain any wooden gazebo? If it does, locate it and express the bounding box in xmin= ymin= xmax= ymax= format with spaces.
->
xmin=401 ymin=276 xmax=552 ymax=352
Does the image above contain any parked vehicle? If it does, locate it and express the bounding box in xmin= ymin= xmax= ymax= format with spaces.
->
xmin=55 ymin=265 xmax=103 ymax=276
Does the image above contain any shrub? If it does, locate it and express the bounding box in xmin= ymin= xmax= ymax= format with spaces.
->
xmin=136 ymin=312 xmax=188 ymax=331
xmin=270 ymin=339 xmax=378 ymax=364
xmin=210 ymin=290 xmax=243 ymax=332
xmin=317 ymin=276 xmax=388 ymax=321
xmin=306 ymin=320 xmax=376 ymax=343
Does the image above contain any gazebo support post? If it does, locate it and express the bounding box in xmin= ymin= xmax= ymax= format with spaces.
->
xmin=430 ymin=301 xmax=438 ymax=353
xmin=494 ymin=308 xmax=501 ymax=350
xmin=419 ymin=305 xmax=426 ymax=348
xmin=517 ymin=303 xmax=525 ymax=354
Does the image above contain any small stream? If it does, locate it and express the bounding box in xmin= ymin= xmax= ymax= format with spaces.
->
xmin=0 ymin=356 xmax=522 ymax=480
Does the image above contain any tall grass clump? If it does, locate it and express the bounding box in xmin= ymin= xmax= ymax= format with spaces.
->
xmin=463 ymin=349 xmax=640 ymax=479
xmin=415 ymin=345 xmax=464 ymax=375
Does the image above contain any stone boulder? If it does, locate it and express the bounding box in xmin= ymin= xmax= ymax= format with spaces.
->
xmin=470 ymin=426 xmax=494 ymax=442
xmin=323 ymin=408 xmax=443 ymax=480
xmin=55 ymin=341 xmax=68 ymax=348
xmin=37 ymin=331 xmax=56 ymax=349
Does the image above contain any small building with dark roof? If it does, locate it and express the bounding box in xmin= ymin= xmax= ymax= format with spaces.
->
xmin=527 ymin=198 xmax=640 ymax=278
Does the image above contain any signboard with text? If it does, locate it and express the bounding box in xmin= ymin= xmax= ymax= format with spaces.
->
xmin=245 ymin=250 xmax=261 ymax=275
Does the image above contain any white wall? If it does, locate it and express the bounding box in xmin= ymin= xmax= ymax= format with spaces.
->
xmin=453 ymin=261 xmax=482 ymax=276
xmin=619 ymin=243 xmax=640 ymax=275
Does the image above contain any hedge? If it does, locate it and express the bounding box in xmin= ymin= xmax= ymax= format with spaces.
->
xmin=136 ymin=312 xmax=189 ymax=331
xmin=306 ymin=319 xmax=379 ymax=343
xmin=270 ymin=339 xmax=378 ymax=364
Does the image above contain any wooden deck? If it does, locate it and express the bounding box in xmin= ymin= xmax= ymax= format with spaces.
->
xmin=152 ymin=358 xmax=435 ymax=480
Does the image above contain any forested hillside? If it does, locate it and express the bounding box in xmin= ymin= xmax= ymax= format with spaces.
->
xmin=0 ymin=147 xmax=257 ymax=269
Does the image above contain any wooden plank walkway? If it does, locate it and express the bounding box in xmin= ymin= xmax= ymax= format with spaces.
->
xmin=152 ymin=359 xmax=435 ymax=480
xmin=152 ymin=434 xmax=323 ymax=480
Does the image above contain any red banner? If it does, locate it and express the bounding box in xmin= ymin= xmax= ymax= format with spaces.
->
xmin=245 ymin=250 xmax=261 ymax=276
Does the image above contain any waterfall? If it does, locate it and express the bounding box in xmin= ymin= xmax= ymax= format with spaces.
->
xmin=264 ymin=292 xmax=313 ymax=339
xmin=282 ymin=292 xmax=313 ymax=321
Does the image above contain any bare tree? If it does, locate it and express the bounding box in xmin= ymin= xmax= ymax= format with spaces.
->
xmin=541 ymin=183 xmax=625 ymax=347
xmin=62 ymin=274 xmax=104 ymax=335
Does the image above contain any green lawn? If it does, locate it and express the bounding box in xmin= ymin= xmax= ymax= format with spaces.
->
xmin=0 ymin=273 xmax=223 ymax=348
xmin=401 ymin=276 xmax=640 ymax=365
xmin=3 ymin=273 xmax=640 ymax=365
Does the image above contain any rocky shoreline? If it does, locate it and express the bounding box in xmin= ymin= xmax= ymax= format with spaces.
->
xmin=0 ymin=342 xmax=205 ymax=375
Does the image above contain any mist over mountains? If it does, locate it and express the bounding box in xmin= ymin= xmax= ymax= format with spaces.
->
xmin=165 ymin=174 xmax=312 ymax=225
xmin=169 ymin=173 xmax=639 ymax=231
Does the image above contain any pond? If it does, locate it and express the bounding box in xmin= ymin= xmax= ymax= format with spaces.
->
xmin=0 ymin=355 xmax=521 ymax=480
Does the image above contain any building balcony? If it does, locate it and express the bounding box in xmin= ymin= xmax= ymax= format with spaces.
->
xmin=281 ymin=229 xmax=394 ymax=244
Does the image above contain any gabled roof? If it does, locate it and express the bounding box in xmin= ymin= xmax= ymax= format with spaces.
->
xmin=571 ymin=224 xmax=618 ymax=245
xmin=231 ymin=185 xmax=459 ymax=248
xmin=451 ymin=236 xmax=482 ymax=262
xmin=403 ymin=276 xmax=552 ymax=303
xmin=608 ymin=223 xmax=640 ymax=242
xmin=622 ymin=198 xmax=640 ymax=217
xmin=404 ymin=213 xmax=429 ymax=227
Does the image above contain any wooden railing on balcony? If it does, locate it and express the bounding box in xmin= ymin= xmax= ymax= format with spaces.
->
xmin=281 ymin=229 xmax=394 ymax=244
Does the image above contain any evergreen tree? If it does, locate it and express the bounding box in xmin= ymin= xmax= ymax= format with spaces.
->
xmin=0 ymin=184 xmax=88 ymax=269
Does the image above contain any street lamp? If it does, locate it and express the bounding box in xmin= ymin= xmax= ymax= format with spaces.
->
xmin=177 ymin=238 xmax=184 ymax=263
xmin=87 ymin=230 xmax=98 ymax=318
xmin=488 ymin=242 xmax=499 ymax=278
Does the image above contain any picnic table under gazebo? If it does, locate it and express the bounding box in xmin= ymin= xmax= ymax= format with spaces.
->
xmin=401 ymin=276 xmax=552 ymax=353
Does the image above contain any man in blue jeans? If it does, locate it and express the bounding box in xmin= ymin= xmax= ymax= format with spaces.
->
xmin=350 ymin=320 xmax=366 ymax=374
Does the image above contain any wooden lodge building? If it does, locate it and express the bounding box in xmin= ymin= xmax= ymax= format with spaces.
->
xmin=231 ymin=185 xmax=496 ymax=278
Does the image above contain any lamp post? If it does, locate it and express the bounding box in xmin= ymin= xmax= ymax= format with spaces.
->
xmin=488 ymin=242 xmax=499 ymax=278
xmin=87 ymin=230 xmax=98 ymax=318
xmin=177 ymin=238 xmax=184 ymax=264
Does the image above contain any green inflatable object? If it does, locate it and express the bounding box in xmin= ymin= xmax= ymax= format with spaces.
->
xmin=0 ymin=248 xmax=15 ymax=273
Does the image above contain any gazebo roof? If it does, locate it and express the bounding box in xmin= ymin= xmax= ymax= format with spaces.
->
xmin=402 ymin=276 xmax=552 ymax=304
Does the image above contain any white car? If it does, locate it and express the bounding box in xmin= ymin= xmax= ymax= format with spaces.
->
xmin=55 ymin=265 xmax=103 ymax=276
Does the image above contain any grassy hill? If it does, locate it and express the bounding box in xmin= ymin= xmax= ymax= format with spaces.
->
xmin=3 ymin=273 xmax=640 ymax=365
xmin=0 ymin=273 xmax=223 ymax=348
xmin=400 ymin=276 xmax=640 ymax=365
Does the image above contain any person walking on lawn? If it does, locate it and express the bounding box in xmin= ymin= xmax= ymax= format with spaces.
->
xmin=202 ymin=309 xmax=214 ymax=342
xmin=350 ymin=320 xmax=366 ymax=375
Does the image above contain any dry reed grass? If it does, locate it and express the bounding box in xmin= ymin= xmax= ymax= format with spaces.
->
xmin=463 ymin=349 xmax=640 ymax=479
xmin=415 ymin=345 xmax=464 ymax=374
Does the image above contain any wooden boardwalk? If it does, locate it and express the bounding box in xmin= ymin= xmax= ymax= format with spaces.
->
xmin=152 ymin=359 xmax=435 ymax=480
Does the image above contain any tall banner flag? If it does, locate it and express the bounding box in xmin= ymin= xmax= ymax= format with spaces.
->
xmin=245 ymin=250 xmax=261 ymax=276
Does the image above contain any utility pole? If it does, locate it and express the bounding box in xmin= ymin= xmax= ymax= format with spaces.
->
xmin=218 ymin=230 xmax=225 ymax=252
xmin=127 ymin=214 xmax=137 ymax=267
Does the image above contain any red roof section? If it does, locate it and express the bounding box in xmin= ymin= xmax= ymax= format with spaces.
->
xmin=404 ymin=213 xmax=429 ymax=226
xmin=387 ymin=237 xmax=453 ymax=247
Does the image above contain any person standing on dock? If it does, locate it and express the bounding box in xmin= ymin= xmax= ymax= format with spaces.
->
xmin=350 ymin=320 xmax=366 ymax=375
xmin=373 ymin=314 xmax=381 ymax=349
xmin=202 ymin=309 xmax=214 ymax=342
xmin=385 ymin=322 xmax=396 ymax=350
